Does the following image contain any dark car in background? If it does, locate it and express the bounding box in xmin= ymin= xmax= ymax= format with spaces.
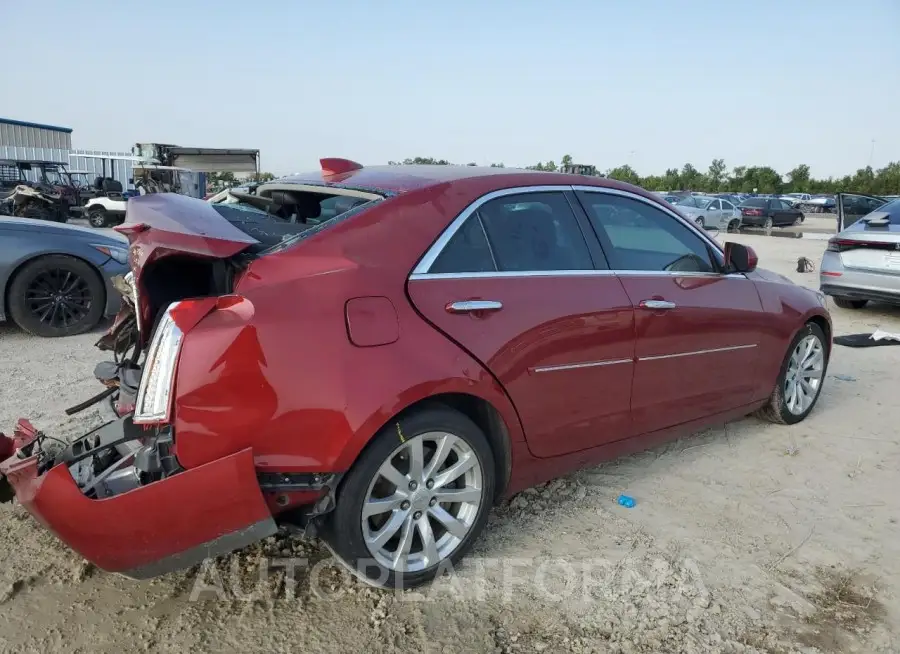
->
xmin=738 ymin=197 xmax=804 ymax=229
xmin=0 ymin=217 xmax=129 ymax=336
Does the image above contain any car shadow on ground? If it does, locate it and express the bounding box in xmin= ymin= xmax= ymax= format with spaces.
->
xmin=0 ymin=316 xmax=114 ymax=340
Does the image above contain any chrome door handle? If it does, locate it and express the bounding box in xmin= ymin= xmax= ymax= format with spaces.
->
xmin=446 ymin=300 xmax=503 ymax=314
xmin=639 ymin=299 xmax=676 ymax=310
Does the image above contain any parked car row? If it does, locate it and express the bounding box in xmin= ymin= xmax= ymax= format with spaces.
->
xmin=674 ymin=195 xmax=742 ymax=232
xmin=653 ymin=192 xmax=805 ymax=233
xmin=737 ymin=197 xmax=805 ymax=229
xmin=0 ymin=160 xmax=833 ymax=589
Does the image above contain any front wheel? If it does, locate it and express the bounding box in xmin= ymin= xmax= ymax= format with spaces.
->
xmin=755 ymin=322 xmax=828 ymax=425
xmin=325 ymin=406 xmax=495 ymax=589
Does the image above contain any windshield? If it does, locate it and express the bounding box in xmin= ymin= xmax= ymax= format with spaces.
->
xmin=43 ymin=168 xmax=66 ymax=185
xmin=69 ymin=173 xmax=92 ymax=188
xmin=740 ymin=198 xmax=768 ymax=208
xmin=677 ymin=196 xmax=711 ymax=209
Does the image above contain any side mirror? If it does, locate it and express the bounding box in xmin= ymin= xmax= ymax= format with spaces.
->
xmin=724 ymin=242 xmax=757 ymax=273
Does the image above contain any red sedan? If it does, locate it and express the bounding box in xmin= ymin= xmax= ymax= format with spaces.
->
xmin=0 ymin=159 xmax=831 ymax=588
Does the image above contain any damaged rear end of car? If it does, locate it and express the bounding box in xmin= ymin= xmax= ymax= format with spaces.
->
xmin=0 ymin=181 xmax=384 ymax=577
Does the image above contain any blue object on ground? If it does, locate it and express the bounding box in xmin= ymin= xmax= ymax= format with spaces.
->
xmin=617 ymin=494 xmax=636 ymax=508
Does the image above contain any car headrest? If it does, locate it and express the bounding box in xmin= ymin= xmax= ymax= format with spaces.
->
xmin=332 ymin=196 xmax=369 ymax=215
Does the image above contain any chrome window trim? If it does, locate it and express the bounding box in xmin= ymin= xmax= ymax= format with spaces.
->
xmin=412 ymin=185 xmax=587 ymax=275
xmin=571 ymin=185 xmax=726 ymax=258
xmin=408 ymin=183 xmax=751 ymax=281
xmin=409 ymin=270 xmax=747 ymax=281
xmin=410 ymin=270 xmax=615 ymax=281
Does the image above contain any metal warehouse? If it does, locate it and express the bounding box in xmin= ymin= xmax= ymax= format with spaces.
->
xmin=0 ymin=117 xmax=72 ymax=163
xmin=0 ymin=117 xmax=135 ymax=186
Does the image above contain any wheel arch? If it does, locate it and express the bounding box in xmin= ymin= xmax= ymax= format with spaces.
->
xmin=340 ymin=392 xmax=514 ymax=505
xmin=2 ymin=251 xmax=107 ymax=323
xmin=805 ymin=312 xmax=832 ymax=356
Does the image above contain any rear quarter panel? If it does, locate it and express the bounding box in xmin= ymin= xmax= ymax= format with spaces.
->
xmin=746 ymin=268 xmax=831 ymax=399
xmin=171 ymin=182 xmax=528 ymax=474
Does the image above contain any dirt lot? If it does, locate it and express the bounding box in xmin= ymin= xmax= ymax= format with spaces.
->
xmin=1 ymin=231 xmax=899 ymax=654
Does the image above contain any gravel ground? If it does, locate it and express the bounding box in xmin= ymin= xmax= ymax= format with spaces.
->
xmin=1 ymin=232 xmax=899 ymax=653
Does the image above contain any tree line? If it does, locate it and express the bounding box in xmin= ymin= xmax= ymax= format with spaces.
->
xmin=389 ymin=156 xmax=900 ymax=196
xmin=207 ymin=171 xmax=276 ymax=188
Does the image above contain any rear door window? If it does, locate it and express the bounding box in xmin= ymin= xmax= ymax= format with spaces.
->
xmin=430 ymin=212 xmax=497 ymax=273
xmin=428 ymin=191 xmax=597 ymax=274
xmin=478 ymin=192 xmax=595 ymax=272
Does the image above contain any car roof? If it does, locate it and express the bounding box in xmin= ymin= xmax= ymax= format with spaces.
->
xmin=275 ymin=164 xmax=643 ymax=196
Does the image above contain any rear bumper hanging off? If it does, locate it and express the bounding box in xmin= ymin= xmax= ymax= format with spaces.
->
xmin=0 ymin=417 xmax=276 ymax=578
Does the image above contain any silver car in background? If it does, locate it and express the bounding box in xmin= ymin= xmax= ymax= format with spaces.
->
xmin=675 ymin=195 xmax=741 ymax=232
xmin=820 ymin=193 xmax=900 ymax=309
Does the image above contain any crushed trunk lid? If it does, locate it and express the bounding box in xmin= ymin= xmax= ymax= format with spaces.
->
xmin=115 ymin=193 xmax=260 ymax=335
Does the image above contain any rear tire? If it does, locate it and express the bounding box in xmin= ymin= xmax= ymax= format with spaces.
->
xmin=755 ymin=322 xmax=828 ymax=425
xmin=764 ymin=217 xmax=774 ymax=234
xmin=7 ymin=255 xmax=106 ymax=338
xmin=325 ymin=405 xmax=495 ymax=589
xmin=727 ymin=219 xmax=740 ymax=233
xmin=833 ymin=297 xmax=868 ymax=310
xmin=695 ymin=216 xmax=705 ymax=229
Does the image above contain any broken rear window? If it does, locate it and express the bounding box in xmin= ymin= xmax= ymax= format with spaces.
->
xmin=210 ymin=189 xmax=381 ymax=252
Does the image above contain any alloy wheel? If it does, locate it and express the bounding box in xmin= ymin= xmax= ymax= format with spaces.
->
xmin=784 ymin=334 xmax=825 ymax=415
xmin=361 ymin=431 xmax=483 ymax=573
xmin=24 ymin=269 xmax=92 ymax=330
xmin=89 ymin=210 xmax=106 ymax=228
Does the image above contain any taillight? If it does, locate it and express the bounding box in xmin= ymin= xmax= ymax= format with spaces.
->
xmin=827 ymin=238 xmax=897 ymax=253
xmin=133 ymin=302 xmax=184 ymax=425
xmin=742 ymin=208 xmax=762 ymax=216
xmin=132 ymin=297 xmax=223 ymax=424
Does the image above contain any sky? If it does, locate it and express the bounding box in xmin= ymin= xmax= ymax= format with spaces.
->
xmin=4 ymin=0 xmax=899 ymax=178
